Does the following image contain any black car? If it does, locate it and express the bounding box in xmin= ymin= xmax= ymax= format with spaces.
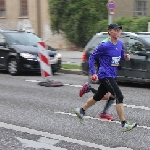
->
xmin=81 ymin=32 xmax=150 ymax=84
xmin=0 ymin=29 xmax=62 ymax=75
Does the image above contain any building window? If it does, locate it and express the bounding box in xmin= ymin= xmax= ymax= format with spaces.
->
xmin=0 ymin=0 xmax=6 ymax=17
xmin=20 ymin=0 xmax=28 ymax=16
xmin=134 ymin=0 xmax=148 ymax=17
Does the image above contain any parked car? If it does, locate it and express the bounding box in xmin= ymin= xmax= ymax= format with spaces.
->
xmin=0 ymin=29 xmax=62 ymax=75
xmin=81 ymin=32 xmax=150 ymax=84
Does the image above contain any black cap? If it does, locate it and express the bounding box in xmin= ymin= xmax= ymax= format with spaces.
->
xmin=108 ymin=24 xmax=122 ymax=30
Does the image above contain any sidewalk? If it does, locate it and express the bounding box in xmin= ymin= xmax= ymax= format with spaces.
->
xmin=59 ymin=50 xmax=83 ymax=65
xmin=58 ymin=50 xmax=84 ymax=75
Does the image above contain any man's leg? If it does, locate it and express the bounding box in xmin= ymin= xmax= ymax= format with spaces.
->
xmin=102 ymin=97 xmax=114 ymax=113
xmin=100 ymin=78 xmax=125 ymax=121
xmin=79 ymin=83 xmax=114 ymax=120
xmin=74 ymin=83 xmax=108 ymax=122
xmin=82 ymin=97 xmax=97 ymax=110
xmin=74 ymin=97 xmax=97 ymax=123
xmin=100 ymin=94 xmax=115 ymax=120
xmin=116 ymin=103 xmax=125 ymax=121
xmin=79 ymin=82 xmax=91 ymax=97
xmin=89 ymin=89 xmax=115 ymax=120
xmin=100 ymin=78 xmax=137 ymax=132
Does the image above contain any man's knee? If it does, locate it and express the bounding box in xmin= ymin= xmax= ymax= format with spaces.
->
xmin=93 ymin=95 xmax=100 ymax=101
xmin=101 ymin=93 xmax=110 ymax=100
xmin=116 ymin=94 xmax=124 ymax=104
xmin=93 ymin=94 xmax=104 ymax=101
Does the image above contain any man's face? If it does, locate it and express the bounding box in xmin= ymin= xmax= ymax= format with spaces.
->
xmin=108 ymin=28 xmax=122 ymax=39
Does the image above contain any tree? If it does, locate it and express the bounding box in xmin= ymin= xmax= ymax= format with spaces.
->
xmin=48 ymin=0 xmax=108 ymax=47
xmin=48 ymin=0 xmax=150 ymax=48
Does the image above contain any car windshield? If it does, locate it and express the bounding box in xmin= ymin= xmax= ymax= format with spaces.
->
xmin=3 ymin=32 xmax=41 ymax=46
xmin=88 ymin=36 xmax=125 ymax=52
xmin=89 ymin=37 xmax=106 ymax=50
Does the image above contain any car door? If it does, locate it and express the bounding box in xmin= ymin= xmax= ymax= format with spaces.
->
xmin=137 ymin=36 xmax=150 ymax=81
xmin=0 ymin=33 xmax=10 ymax=68
xmin=116 ymin=35 xmax=130 ymax=80
xmin=124 ymin=36 xmax=148 ymax=81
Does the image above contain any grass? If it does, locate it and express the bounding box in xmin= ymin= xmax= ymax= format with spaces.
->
xmin=62 ymin=63 xmax=81 ymax=70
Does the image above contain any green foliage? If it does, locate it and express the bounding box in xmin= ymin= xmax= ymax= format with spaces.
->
xmin=114 ymin=17 xmax=134 ymax=31
xmin=48 ymin=0 xmax=108 ymax=47
xmin=94 ymin=16 xmax=150 ymax=39
xmin=48 ymin=0 xmax=150 ymax=48
xmin=114 ymin=17 xmax=150 ymax=32
xmin=129 ymin=17 xmax=150 ymax=32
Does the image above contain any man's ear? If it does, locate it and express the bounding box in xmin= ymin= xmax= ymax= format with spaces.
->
xmin=108 ymin=29 xmax=111 ymax=35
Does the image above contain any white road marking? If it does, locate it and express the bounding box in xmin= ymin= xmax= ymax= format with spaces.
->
xmin=38 ymin=137 xmax=59 ymax=145
xmin=69 ymin=84 xmax=82 ymax=87
xmin=123 ymin=104 xmax=150 ymax=111
xmin=25 ymin=80 xmax=41 ymax=82
xmin=17 ymin=137 xmax=67 ymax=150
xmin=25 ymin=80 xmax=150 ymax=111
xmin=54 ymin=111 xmax=150 ymax=130
xmin=112 ymin=103 xmax=150 ymax=111
xmin=0 ymin=122 xmax=132 ymax=150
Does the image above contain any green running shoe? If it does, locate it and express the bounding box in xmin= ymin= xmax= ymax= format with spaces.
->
xmin=122 ymin=121 xmax=137 ymax=132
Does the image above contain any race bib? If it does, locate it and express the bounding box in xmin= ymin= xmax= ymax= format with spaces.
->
xmin=111 ymin=57 xmax=120 ymax=66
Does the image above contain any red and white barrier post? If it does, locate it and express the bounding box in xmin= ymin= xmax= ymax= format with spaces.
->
xmin=37 ymin=41 xmax=63 ymax=87
xmin=38 ymin=41 xmax=52 ymax=78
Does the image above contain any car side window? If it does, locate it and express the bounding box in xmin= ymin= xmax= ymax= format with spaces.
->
xmin=127 ymin=38 xmax=145 ymax=54
xmin=0 ymin=33 xmax=5 ymax=43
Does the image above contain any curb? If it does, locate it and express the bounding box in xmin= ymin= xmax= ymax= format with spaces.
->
xmin=59 ymin=68 xmax=83 ymax=75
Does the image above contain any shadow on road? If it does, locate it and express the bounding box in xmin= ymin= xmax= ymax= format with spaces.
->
xmin=118 ymin=82 xmax=150 ymax=89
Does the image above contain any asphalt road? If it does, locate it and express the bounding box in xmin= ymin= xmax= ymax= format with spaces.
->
xmin=0 ymin=71 xmax=150 ymax=150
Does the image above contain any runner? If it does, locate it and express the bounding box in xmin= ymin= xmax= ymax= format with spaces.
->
xmin=74 ymin=23 xmax=137 ymax=132
xmin=79 ymin=37 xmax=115 ymax=121
xmin=79 ymin=82 xmax=114 ymax=120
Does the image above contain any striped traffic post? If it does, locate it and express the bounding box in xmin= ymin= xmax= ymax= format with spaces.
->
xmin=38 ymin=41 xmax=52 ymax=78
xmin=37 ymin=41 xmax=63 ymax=87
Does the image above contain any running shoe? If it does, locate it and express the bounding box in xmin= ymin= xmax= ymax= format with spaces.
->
xmin=74 ymin=108 xmax=85 ymax=124
xmin=79 ymin=82 xmax=91 ymax=97
xmin=99 ymin=112 xmax=114 ymax=121
xmin=122 ymin=121 xmax=137 ymax=132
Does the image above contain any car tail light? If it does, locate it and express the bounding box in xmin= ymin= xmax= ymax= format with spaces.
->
xmin=82 ymin=51 xmax=87 ymax=61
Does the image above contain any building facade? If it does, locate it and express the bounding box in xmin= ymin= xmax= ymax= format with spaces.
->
xmin=0 ymin=0 xmax=72 ymax=50
xmin=0 ymin=0 xmax=149 ymax=49
xmin=113 ymin=0 xmax=150 ymax=19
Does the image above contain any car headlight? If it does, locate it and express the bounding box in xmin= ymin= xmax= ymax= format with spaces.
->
xmin=56 ymin=53 xmax=61 ymax=58
xmin=20 ymin=53 xmax=36 ymax=58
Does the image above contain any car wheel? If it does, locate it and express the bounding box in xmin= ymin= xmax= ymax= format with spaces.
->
xmin=88 ymin=61 xmax=99 ymax=84
xmin=7 ymin=58 xmax=20 ymax=75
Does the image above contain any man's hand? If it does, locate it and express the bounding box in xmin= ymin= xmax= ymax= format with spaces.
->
xmin=124 ymin=54 xmax=130 ymax=61
xmin=91 ymin=74 xmax=98 ymax=81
